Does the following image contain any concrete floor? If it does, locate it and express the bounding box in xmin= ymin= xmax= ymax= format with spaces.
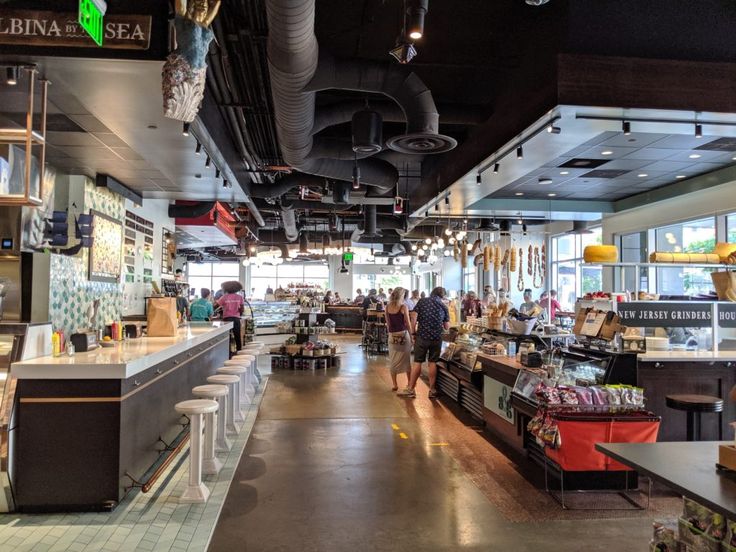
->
xmin=209 ymin=339 xmax=657 ymax=551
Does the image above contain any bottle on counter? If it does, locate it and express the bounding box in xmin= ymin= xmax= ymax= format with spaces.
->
xmin=111 ymin=320 xmax=119 ymax=341
xmin=51 ymin=331 xmax=61 ymax=357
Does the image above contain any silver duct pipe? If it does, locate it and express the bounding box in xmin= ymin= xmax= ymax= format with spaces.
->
xmin=249 ymin=173 xmax=325 ymax=198
xmin=281 ymin=207 xmax=299 ymax=242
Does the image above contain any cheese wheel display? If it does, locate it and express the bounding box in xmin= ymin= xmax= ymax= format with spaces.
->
xmin=649 ymin=252 xmax=721 ymax=264
xmin=713 ymin=242 xmax=736 ymax=262
xmin=583 ymin=244 xmax=619 ymax=263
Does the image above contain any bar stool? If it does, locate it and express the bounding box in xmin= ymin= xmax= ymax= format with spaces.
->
xmin=224 ymin=358 xmax=254 ymax=399
xmin=235 ymin=353 xmax=259 ymax=386
xmin=218 ymin=366 xmax=248 ymax=419
xmin=665 ymin=394 xmax=724 ymax=441
xmin=207 ymin=374 xmax=240 ymax=435
xmin=192 ymin=384 xmax=228 ymax=473
xmin=175 ymin=399 xmax=218 ymax=503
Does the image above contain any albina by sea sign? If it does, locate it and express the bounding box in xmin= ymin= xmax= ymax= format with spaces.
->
xmin=78 ymin=0 xmax=106 ymax=46
xmin=0 ymin=9 xmax=151 ymax=50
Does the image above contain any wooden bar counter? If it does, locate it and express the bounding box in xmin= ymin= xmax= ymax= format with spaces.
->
xmin=10 ymin=323 xmax=231 ymax=512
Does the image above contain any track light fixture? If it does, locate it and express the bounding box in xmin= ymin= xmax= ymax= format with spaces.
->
xmin=195 ymin=141 xmax=202 ymax=155
xmin=222 ymin=179 xmax=228 ymax=188
xmin=205 ymin=155 xmax=211 ymax=168
xmin=695 ymin=123 xmax=703 ymax=138
xmin=182 ymin=122 xmax=190 ymax=136
xmin=406 ymin=0 xmax=429 ymax=40
xmin=493 ymin=163 xmax=500 ymax=174
xmin=546 ymin=124 xmax=561 ymax=134
xmin=476 ymin=173 xmax=482 ymax=185
xmin=6 ymin=66 xmax=18 ymax=86
xmin=215 ymin=168 xmax=221 ymax=179
xmin=622 ymin=120 xmax=631 ymax=135
xmin=434 ymin=202 xmax=439 ymax=212
xmin=425 ymin=209 xmax=429 ymax=217
xmin=516 ymin=145 xmax=524 ymax=159
xmin=444 ymin=194 xmax=450 ymax=205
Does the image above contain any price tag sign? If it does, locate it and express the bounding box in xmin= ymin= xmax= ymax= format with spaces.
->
xmin=79 ymin=0 xmax=106 ymax=46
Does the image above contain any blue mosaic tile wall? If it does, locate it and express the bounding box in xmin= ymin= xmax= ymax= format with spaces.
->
xmin=49 ymin=179 xmax=125 ymax=335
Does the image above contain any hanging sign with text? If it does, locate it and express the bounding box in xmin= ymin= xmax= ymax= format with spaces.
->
xmin=617 ymin=302 xmax=736 ymax=328
xmin=0 ymin=10 xmax=151 ymax=50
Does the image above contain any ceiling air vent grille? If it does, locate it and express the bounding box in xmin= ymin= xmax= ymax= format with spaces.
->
xmin=558 ymin=158 xmax=610 ymax=169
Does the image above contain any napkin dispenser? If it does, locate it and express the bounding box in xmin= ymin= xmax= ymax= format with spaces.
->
xmin=70 ymin=332 xmax=99 ymax=352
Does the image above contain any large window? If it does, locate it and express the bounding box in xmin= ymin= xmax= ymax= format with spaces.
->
xmin=728 ymin=214 xmax=736 ymax=243
xmin=353 ymin=273 xmax=411 ymax=297
xmin=550 ymin=228 xmax=602 ymax=310
xmin=618 ymin=232 xmax=648 ymax=292
xmin=463 ymin=265 xmax=477 ymax=294
xmin=655 ymin=217 xmax=715 ymax=296
xmin=250 ymin=263 xmax=329 ymax=299
xmin=187 ymin=262 xmax=240 ymax=298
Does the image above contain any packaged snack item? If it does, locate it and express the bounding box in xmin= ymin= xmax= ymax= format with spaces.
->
xmin=606 ymin=385 xmax=623 ymax=405
xmin=558 ymin=386 xmax=579 ymax=405
xmin=574 ymin=386 xmax=594 ymax=405
xmin=727 ymin=518 xmax=736 ymax=548
xmin=536 ymin=384 xmax=561 ymax=405
xmin=683 ymin=498 xmax=726 ymax=539
xmin=590 ymin=386 xmax=609 ymax=405
xmin=651 ymin=521 xmax=678 ymax=552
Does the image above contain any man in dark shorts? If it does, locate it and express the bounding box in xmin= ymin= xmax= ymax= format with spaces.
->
xmin=398 ymin=286 xmax=449 ymax=399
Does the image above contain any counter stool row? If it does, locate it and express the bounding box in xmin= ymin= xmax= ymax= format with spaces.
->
xmin=174 ymin=342 xmax=265 ymax=503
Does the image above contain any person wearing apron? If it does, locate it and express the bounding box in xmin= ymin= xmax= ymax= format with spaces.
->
xmin=385 ymin=287 xmax=414 ymax=391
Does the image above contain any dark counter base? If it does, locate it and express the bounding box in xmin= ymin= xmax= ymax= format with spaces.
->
xmin=638 ymin=361 xmax=734 ymax=442
xmin=14 ymin=334 xmax=229 ymax=512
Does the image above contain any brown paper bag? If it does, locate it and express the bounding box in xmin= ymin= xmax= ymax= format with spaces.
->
xmin=711 ymin=271 xmax=736 ymax=300
xmin=147 ymin=297 xmax=178 ymax=337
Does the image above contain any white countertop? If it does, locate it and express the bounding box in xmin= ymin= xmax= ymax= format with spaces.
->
xmin=638 ymin=350 xmax=736 ymax=362
xmin=11 ymin=323 xmax=232 ymax=380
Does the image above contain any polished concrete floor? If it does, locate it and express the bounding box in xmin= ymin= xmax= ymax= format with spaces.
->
xmin=209 ymin=339 xmax=661 ymax=551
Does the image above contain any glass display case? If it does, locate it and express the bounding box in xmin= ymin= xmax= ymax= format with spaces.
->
xmin=249 ymin=301 xmax=299 ymax=330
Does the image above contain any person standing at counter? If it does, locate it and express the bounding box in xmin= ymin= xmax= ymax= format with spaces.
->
xmin=406 ymin=289 xmax=419 ymax=311
xmin=519 ymin=289 xmax=536 ymax=315
xmin=481 ymin=285 xmax=496 ymax=307
xmin=354 ymin=289 xmax=365 ymax=305
xmin=386 ymin=287 xmax=413 ymax=392
xmin=539 ymin=289 xmax=562 ymax=321
xmin=176 ymin=287 xmax=190 ymax=320
xmin=334 ymin=292 xmax=342 ymax=303
xmin=218 ymin=286 xmax=245 ymax=352
xmin=324 ymin=290 xmax=334 ymax=304
xmin=399 ymin=287 xmax=450 ymax=400
xmin=461 ymin=291 xmax=482 ymax=319
xmin=190 ymin=289 xmax=214 ymax=321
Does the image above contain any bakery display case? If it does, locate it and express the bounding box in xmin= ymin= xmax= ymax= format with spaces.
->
xmin=249 ymin=301 xmax=299 ymax=335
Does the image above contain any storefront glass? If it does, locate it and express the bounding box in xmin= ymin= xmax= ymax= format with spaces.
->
xmin=550 ymin=228 xmax=602 ymax=310
xmin=655 ymin=217 xmax=715 ymax=295
xmin=187 ymin=262 xmax=240 ymax=297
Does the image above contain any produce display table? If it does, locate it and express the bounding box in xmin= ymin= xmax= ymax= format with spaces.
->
xmin=596 ymin=441 xmax=736 ymax=519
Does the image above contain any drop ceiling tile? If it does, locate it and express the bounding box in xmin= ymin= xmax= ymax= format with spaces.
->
xmin=67 ymin=114 xmax=112 ymax=134
xmin=46 ymin=132 xmax=103 ymax=147
xmin=93 ymin=133 xmax=130 ymax=148
xmin=597 ymin=158 xmax=651 ymax=170
xmin=622 ymin=148 xmax=680 ymax=160
xmin=638 ymin=160 xmax=694 ymax=172
xmin=48 ymin=94 xmax=89 ymax=116
xmin=665 ymin=150 xmax=725 ymax=162
xmin=111 ymin=147 xmax=144 ymax=161
xmin=650 ymin=135 xmax=720 ymax=149
xmin=59 ymin=146 xmax=120 ymax=160
xmin=580 ymin=146 xmax=639 ymax=159
xmin=600 ymin=132 xmax=670 ymax=148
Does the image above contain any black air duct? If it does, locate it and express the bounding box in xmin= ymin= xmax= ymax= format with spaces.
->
xmin=299 ymin=232 xmax=309 ymax=253
xmin=333 ymin=181 xmax=350 ymax=204
xmin=352 ymin=108 xmax=383 ymax=154
xmin=363 ymin=204 xmax=378 ymax=236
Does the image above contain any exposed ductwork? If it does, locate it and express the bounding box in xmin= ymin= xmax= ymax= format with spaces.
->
xmin=248 ymin=173 xmax=326 ymax=198
xmin=305 ymin=52 xmax=457 ymax=155
xmin=168 ymin=202 xmax=215 ymax=219
xmin=281 ymin=207 xmax=299 ymax=242
xmin=265 ymin=0 xmax=452 ymax=192
xmin=363 ymin=204 xmax=378 ymax=236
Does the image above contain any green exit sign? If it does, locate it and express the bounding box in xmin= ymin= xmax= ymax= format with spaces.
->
xmin=342 ymin=251 xmax=354 ymax=262
xmin=79 ymin=0 xmax=106 ymax=46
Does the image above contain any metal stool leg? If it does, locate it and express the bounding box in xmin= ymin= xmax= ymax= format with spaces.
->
xmin=215 ymin=394 xmax=231 ymax=452
xmin=180 ymin=413 xmax=209 ymax=503
xmin=202 ymin=411 xmax=222 ymax=475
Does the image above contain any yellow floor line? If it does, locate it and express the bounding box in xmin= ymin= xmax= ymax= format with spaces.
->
xmin=399 ymin=432 xmax=408 ymax=440
xmin=391 ymin=423 xmax=400 ymax=431
xmin=429 ymin=443 xmax=449 ymax=446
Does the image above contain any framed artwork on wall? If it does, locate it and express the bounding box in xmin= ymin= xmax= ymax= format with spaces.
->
xmin=89 ymin=210 xmax=123 ymax=283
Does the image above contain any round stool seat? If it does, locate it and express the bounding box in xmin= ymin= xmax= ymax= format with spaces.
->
xmin=245 ymin=341 xmax=264 ymax=346
xmin=235 ymin=353 xmax=256 ymax=361
xmin=175 ymin=399 xmax=218 ymax=415
xmin=218 ymin=366 xmax=246 ymax=375
xmin=225 ymin=358 xmax=251 ymax=367
xmin=666 ymin=394 xmax=724 ymax=412
xmin=192 ymin=384 xmax=228 ymax=398
xmin=207 ymin=374 xmax=240 ymax=385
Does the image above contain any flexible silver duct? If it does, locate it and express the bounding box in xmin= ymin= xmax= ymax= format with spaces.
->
xmin=249 ymin=173 xmax=325 ymax=198
xmin=265 ymin=0 xmax=451 ymax=192
xmin=281 ymin=207 xmax=299 ymax=242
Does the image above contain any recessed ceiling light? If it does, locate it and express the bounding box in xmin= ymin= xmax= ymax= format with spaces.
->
xmin=676 ymin=175 xmax=686 ymax=179
xmin=689 ymin=154 xmax=701 ymax=159
xmin=515 ymin=192 xmax=524 ymax=196
xmin=637 ymin=173 xmax=648 ymax=178
xmin=147 ymin=124 xmax=157 ymax=130
xmin=538 ymin=177 xmax=553 ymax=185
xmin=547 ymin=193 xmax=556 ymax=197
xmin=560 ymin=171 xmax=569 ymax=175
xmin=601 ymin=150 xmax=613 ymax=155
xmin=732 ymin=156 xmax=736 ymax=161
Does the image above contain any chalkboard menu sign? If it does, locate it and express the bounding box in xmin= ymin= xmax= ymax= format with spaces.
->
xmin=617 ymin=302 xmax=736 ymax=328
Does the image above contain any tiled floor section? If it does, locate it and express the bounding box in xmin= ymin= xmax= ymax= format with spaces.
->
xmin=0 ymin=378 xmax=268 ymax=552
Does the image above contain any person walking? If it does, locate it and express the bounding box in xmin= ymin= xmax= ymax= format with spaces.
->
xmin=398 ymin=286 xmax=450 ymax=399
xmin=217 ymin=285 xmax=245 ymax=353
xmin=385 ymin=287 xmax=413 ymax=392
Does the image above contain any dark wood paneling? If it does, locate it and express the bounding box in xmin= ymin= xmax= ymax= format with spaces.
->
xmin=638 ymin=361 xmax=735 ymax=442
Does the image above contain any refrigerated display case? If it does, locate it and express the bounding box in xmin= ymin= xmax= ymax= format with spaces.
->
xmin=249 ymin=301 xmax=299 ymax=336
